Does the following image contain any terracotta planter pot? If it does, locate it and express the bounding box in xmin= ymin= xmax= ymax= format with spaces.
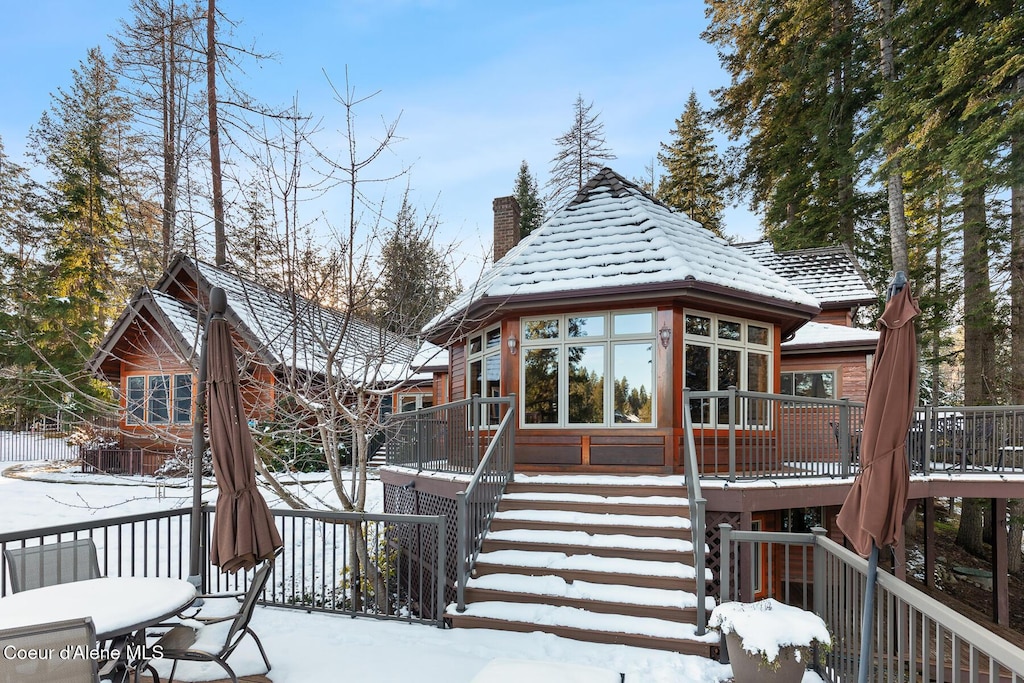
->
xmin=725 ymin=632 xmax=807 ymax=683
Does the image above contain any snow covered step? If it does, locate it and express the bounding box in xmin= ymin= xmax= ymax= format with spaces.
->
xmin=472 ymin=550 xmax=706 ymax=592
xmin=463 ymin=573 xmax=715 ymax=622
xmin=482 ymin=528 xmax=697 ymax=564
xmin=489 ymin=508 xmax=692 ymax=539
xmin=499 ymin=491 xmax=688 ymax=516
xmin=446 ymin=601 xmax=717 ymax=657
xmin=506 ymin=475 xmax=688 ymax=500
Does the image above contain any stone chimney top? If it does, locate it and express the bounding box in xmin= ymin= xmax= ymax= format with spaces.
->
xmin=492 ymin=196 xmax=521 ymax=263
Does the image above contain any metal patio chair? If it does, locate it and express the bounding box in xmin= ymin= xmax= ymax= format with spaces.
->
xmin=143 ymin=557 xmax=275 ymax=683
xmin=4 ymin=538 xmax=101 ymax=593
xmin=0 ymin=617 xmax=100 ymax=683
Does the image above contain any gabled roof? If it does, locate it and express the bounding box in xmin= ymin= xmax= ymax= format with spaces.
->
xmin=90 ymin=255 xmax=445 ymax=384
xmin=735 ymin=242 xmax=876 ymax=309
xmin=426 ymin=168 xmax=819 ymax=337
xmin=87 ymin=289 xmax=203 ymax=378
xmin=782 ymin=321 xmax=880 ymax=353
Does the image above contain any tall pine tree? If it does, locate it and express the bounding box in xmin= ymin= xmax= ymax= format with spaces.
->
xmin=513 ymin=160 xmax=544 ymax=238
xmin=26 ymin=47 xmax=135 ymax=411
xmin=656 ymin=91 xmax=726 ymax=236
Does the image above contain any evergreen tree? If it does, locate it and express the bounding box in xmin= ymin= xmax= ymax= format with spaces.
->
xmin=547 ymin=95 xmax=615 ymax=210
xmin=26 ymin=47 xmax=134 ymax=410
xmin=513 ymin=160 xmax=544 ymax=238
xmin=703 ymin=0 xmax=874 ymax=251
xmin=656 ymin=91 xmax=726 ymax=236
xmin=375 ymin=194 xmax=459 ymax=337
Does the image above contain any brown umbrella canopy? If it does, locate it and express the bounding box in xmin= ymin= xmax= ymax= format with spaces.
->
xmin=206 ymin=316 xmax=283 ymax=573
xmin=836 ymin=285 xmax=920 ymax=558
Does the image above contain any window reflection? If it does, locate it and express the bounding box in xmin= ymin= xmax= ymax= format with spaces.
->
xmin=524 ymin=347 xmax=559 ymax=424
xmin=568 ymin=346 xmax=605 ymax=424
xmin=613 ymin=343 xmax=652 ymax=424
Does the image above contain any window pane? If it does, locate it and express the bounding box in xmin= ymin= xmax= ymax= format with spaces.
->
xmin=685 ymin=344 xmax=710 ymax=391
xmin=469 ymin=360 xmax=482 ymax=397
xmin=685 ymin=314 xmax=711 ymax=336
xmin=485 ymin=328 xmax=501 ymax=349
xmin=127 ymin=376 xmax=145 ymax=425
xmin=469 ymin=336 xmax=482 ymax=354
xmin=173 ymin=374 xmax=192 ymax=424
xmin=149 ymin=375 xmax=170 ymax=424
xmin=781 ymin=373 xmax=794 ymax=395
xmin=613 ymin=312 xmax=653 ymax=336
xmin=613 ymin=343 xmax=652 ymax=424
xmin=792 ymin=371 xmax=835 ymax=399
xmin=718 ymin=348 xmax=741 ymax=424
xmin=485 ymin=353 xmax=500 ymax=398
xmin=568 ymin=346 xmax=605 ymax=424
xmin=718 ymin=320 xmax=742 ymax=341
xmin=747 ymin=353 xmax=769 ymax=393
xmin=523 ymin=348 xmax=558 ymax=424
xmin=524 ymin=319 xmax=559 ymax=340
xmin=568 ymin=316 xmax=605 ymax=338
xmin=748 ymin=325 xmax=769 ymax=346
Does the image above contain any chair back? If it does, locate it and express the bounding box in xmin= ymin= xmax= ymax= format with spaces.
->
xmin=221 ymin=557 xmax=275 ymax=654
xmin=0 ymin=617 xmax=99 ymax=683
xmin=4 ymin=539 xmax=102 ymax=593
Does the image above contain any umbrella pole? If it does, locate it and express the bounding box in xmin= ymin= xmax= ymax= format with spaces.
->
xmin=858 ymin=542 xmax=879 ymax=683
xmin=189 ymin=287 xmax=227 ymax=594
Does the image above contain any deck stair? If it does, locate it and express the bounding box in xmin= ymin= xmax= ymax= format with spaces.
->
xmin=447 ymin=474 xmax=717 ymax=656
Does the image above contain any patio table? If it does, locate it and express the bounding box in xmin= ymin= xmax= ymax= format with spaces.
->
xmin=0 ymin=576 xmax=196 ymax=640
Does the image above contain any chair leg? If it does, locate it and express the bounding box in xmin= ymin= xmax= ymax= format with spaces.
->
xmin=212 ymin=656 xmax=239 ymax=683
xmin=246 ymin=627 xmax=272 ymax=673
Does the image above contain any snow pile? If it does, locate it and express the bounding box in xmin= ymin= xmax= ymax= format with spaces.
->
xmin=708 ymin=599 xmax=830 ymax=663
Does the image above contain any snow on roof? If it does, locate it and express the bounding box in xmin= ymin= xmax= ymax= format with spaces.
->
xmin=427 ymin=169 xmax=818 ymax=333
xmin=735 ymin=241 xmax=876 ymax=308
xmin=782 ymin=321 xmax=879 ymax=350
xmin=150 ymin=289 xmax=202 ymax=357
xmin=171 ymin=257 xmax=422 ymax=384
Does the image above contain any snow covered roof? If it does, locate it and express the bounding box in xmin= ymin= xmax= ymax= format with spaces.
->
xmin=426 ymin=168 xmax=818 ymax=336
xmin=782 ymin=321 xmax=879 ymax=352
xmin=735 ymin=242 xmax=876 ymax=308
xmin=90 ymin=255 xmax=436 ymax=387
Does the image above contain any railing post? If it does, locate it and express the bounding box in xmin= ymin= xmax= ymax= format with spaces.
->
xmin=455 ymin=490 xmax=467 ymax=612
xmin=728 ymin=386 xmax=737 ymax=482
xmin=839 ymin=398 xmax=851 ymax=478
xmin=436 ymin=517 xmax=447 ymax=628
xmin=471 ymin=394 xmax=481 ymax=468
xmin=694 ymin=497 xmax=707 ymax=636
xmin=415 ymin=409 xmax=423 ymax=473
xmin=923 ymin=405 xmax=933 ymax=475
xmin=811 ymin=526 xmax=827 ymax=675
xmin=507 ymin=395 xmax=516 ymax=483
xmin=719 ymin=523 xmax=732 ymax=603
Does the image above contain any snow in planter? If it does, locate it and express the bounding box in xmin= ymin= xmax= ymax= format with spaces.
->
xmin=708 ymin=599 xmax=831 ymax=663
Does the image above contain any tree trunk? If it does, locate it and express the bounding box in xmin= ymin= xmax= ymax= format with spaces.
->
xmin=876 ymin=0 xmax=908 ymax=275
xmin=957 ymin=178 xmax=997 ymax=556
xmin=206 ymin=0 xmax=226 ymax=266
xmin=1008 ymin=74 xmax=1023 ymax=574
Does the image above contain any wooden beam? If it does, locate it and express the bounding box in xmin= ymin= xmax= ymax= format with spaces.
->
xmin=992 ymin=497 xmax=1009 ymax=626
xmin=923 ymin=498 xmax=935 ymax=589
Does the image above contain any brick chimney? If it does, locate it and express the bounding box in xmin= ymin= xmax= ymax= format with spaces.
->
xmin=492 ymin=196 xmax=521 ymax=263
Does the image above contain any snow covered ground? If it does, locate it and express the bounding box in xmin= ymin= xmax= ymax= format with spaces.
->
xmin=0 ymin=458 xmax=830 ymax=682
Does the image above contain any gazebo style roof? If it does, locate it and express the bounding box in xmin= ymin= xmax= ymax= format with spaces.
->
xmin=426 ymin=168 xmax=819 ymax=339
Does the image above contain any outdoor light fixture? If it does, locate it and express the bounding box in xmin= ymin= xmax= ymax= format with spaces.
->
xmin=659 ymin=324 xmax=672 ymax=349
xmin=507 ymin=334 xmax=518 ymax=355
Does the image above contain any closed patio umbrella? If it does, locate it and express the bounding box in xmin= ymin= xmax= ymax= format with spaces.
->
xmin=836 ymin=274 xmax=919 ymax=683
xmin=206 ymin=298 xmax=282 ymax=574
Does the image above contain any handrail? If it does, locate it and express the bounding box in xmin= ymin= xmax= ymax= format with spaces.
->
xmin=681 ymin=388 xmax=708 ymax=636
xmin=456 ymin=395 xmax=516 ymax=612
xmin=718 ymin=525 xmax=1024 ymax=681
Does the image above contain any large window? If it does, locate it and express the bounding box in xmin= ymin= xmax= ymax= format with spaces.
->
xmin=684 ymin=311 xmax=772 ymax=425
xmin=521 ymin=312 xmax=655 ymax=428
xmin=781 ymin=370 xmax=836 ymax=399
xmin=467 ymin=326 xmax=501 ymax=425
xmin=126 ymin=373 xmax=193 ymax=425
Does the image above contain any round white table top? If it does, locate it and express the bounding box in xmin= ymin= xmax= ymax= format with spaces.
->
xmin=0 ymin=576 xmax=196 ymax=639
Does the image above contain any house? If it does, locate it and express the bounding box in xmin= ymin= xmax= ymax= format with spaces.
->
xmin=87 ymin=253 xmax=446 ymax=474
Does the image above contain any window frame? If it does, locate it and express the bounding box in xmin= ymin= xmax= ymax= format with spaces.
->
xmin=683 ymin=310 xmax=774 ymax=427
xmin=466 ymin=325 xmax=502 ymax=427
xmin=520 ymin=310 xmax=657 ymax=429
xmin=124 ymin=372 xmax=194 ymax=426
xmin=780 ymin=369 xmax=838 ymax=400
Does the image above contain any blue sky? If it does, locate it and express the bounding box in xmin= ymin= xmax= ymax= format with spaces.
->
xmin=0 ymin=0 xmax=762 ymax=274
